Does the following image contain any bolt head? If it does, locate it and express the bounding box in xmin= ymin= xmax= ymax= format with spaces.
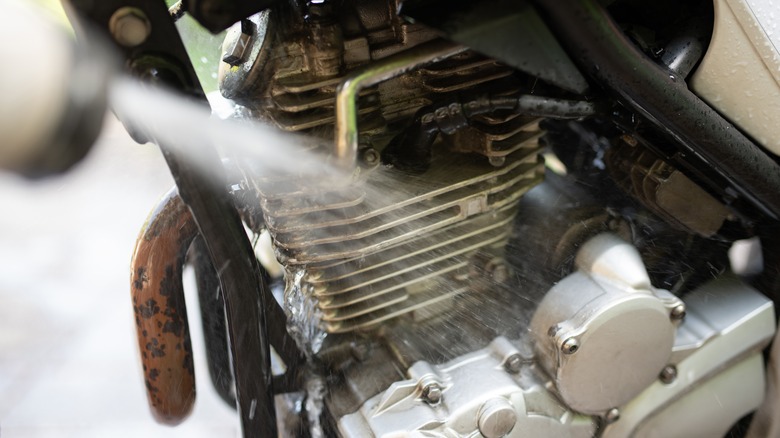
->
xmin=670 ymin=304 xmax=686 ymax=321
xmin=223 ymin=32 xmax=252 ymax=66
xmin=605 ymin=407 xmax=620 ymax=424
xmin=504 ymin=354 xmax=523 ymax=374
xmin=422 ymin=383 xmax=442 ymax=404
xmin=361 ymin=148 xmax=380 ymax=166
xmin=110 ymin=7 xmax=151 ymax=48
xmin=561 ymin=337 xmax=579 ymax=355
xmin=659 ymin=365 xmax=677 ymax=384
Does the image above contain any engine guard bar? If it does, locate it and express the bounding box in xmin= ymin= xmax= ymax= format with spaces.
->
xmin=131 ymin=188 xmax=198 ymax=425
xmin=131 ymin=188 xmax=304 ymax=429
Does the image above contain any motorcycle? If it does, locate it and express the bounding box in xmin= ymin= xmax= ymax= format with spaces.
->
xmin=8 ymin=0 xmax=780 ymax=436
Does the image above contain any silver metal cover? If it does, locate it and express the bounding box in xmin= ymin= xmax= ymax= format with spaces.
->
xmin=530 ymin=234 xmax=681 ymax=414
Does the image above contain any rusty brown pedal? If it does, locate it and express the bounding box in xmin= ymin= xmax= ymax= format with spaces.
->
xmin=131 ymin=188 xmax=198 ymax=425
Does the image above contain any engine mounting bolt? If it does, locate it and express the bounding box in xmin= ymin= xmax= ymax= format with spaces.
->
xmin=422 ymin=383 xmax=442 ymax=405
xmin=670 ymin=304 xmax=687 ymax=321
xmin=504 ymin=354 xmax=523 ymax=374
xmin=109 ymin=7 xmax=152 ymax=48
xmin=659 ymin=365 xmax=678 ymax=384
xmin=561 ymin=337 xmax=579 ymax=355
xmin=605 ymin=408 xmax=620 ymax=424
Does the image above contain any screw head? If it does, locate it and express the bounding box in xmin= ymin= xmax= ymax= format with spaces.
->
xmin=422 ymin=383 xmax=442 ymax=404
xmin=561 ymin=337 xmax=579 ymax=355
xmin=670 ymin=304 xmax=687 ymax=321
xmin=659 ymin=365 xmax=677 ymax=384
xmin=605 ymin=408 xmax=620 ymax=424
xmin=109 ymin=7 xmax=151 ymax=48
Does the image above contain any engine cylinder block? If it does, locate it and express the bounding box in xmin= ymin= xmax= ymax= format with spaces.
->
xmin=220 ymin=1 xmax=547 ymax=335
xmin=257 ymin=143 xmax=543 ymax=334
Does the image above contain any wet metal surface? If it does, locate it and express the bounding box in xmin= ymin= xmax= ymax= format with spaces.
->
xmin=131 ymin=189 xmax=198 ymax=425
xmin=532 ymin=0 xmax=780 ymax=220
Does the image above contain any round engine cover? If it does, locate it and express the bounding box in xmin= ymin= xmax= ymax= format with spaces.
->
xmin=530 ymin=234 xmax=678 ymax=415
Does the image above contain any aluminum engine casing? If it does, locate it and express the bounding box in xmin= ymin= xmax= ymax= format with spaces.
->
xmin=336 ymin=234 xmax=775 ymax=438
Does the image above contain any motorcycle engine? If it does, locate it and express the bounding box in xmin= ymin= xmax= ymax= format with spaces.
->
xmin=215 ymin=0 xmax=776 ymax=436
xmin=220 ymin=0 xmax=549 ymax=342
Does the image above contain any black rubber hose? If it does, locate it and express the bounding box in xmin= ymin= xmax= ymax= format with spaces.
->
xmin=531 ymin=0 xmax=780 ymax=219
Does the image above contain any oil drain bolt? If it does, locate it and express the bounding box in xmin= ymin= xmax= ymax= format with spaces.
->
xmin=478 ymin=398 xmax=518 ymax=438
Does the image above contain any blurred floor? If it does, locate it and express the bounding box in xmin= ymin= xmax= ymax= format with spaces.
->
xmin=0 ymin=117 xmax=237 ymax=437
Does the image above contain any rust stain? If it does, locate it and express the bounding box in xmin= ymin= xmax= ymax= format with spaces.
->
xmin=131 ymin=189 xmax=198 ymax=425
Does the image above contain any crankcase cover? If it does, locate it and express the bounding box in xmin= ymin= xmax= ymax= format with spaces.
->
xmin=530 ymin=234 xmax=681 ymax=415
